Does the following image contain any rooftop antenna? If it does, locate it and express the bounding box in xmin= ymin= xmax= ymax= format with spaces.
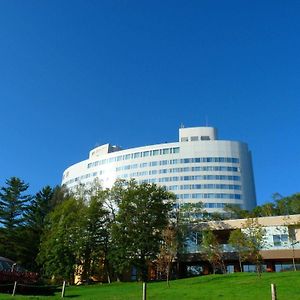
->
xmin=205 ymin=115 xmax=209 ymax=127
xmin=180 ymin=123 xmax=185 ymax=128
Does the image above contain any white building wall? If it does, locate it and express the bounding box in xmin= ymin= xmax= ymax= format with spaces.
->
xmin=62 ymin=127 xmax=257 ymax=213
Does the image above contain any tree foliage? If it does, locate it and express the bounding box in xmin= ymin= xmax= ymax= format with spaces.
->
xmin=0 ymin=177 xmax=32 ymax=261
xmin=1 ymin=175 xmax=298 ymax=283
xmin=156 ymin=225 xmax=178 ymax=285
xmin=224 ymin=193 xmax=300 ymax=219
xmin=175 ymin=202 xmax=207 ymax=254
xmin=21 ymin=186 xmax=55 ymax=270
xmin=110 ymin=180 xmax=175 ymax=281
xmin=0 ymin=177 xmax=32 ymax=229
xmin=79 ymin=188 xmax=110 ymax=281
xmin=242 ymin=218 xmax=266 ymax=276
xmin=228 ymin=229 xmax=248 ymax=272
xmin=201 ymin=230 xmax=226 ymax=274
xmin=37 ymin=197 xmax=85 ymax=282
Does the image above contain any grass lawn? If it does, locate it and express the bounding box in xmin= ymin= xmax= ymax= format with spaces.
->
xmin=0 ymin=271 xmax=299 ymax=299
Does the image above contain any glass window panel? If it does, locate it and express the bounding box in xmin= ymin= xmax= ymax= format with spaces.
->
xmin=153 ymin=150 xmax=159 ymax=156
xmin=173 ymin=147 xmax=180 ymax=153
xmin=273 ymin=235 xmax=281 ymax=246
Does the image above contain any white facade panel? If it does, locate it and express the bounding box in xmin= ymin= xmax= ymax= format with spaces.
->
xmin=61 ymin=126 xmax=257 ymax=213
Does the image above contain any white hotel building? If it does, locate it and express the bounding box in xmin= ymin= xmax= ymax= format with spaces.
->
xmin=62 ymin=126 xmax=256 ymax=213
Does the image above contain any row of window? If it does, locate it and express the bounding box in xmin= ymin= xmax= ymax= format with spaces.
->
xmin=229 ymin=264 xmax=300 ymax=273
xmin=181 ymin=135 xmax=211 ymax=142
xmin=160 ymin=166 xmax=239 ymax=173
xmin=124 ymin=165 xmax=239 ymax=173
xmin=157 ymin=175 xmax=241 ymax=182
xmin=119 ymin=166 xmax=239 ymax=178
xmin=89 ymin=156 xmax=240 ymax=170
xmin=87 ymin=147 xmax=180 ymax=168
xmin=203 ymin=203 xmax=227 ymax=208
xmin=116 ymin=163 xmax=240 ymax=174
xmin=178 ymin=201 xmax=228 ymax=210
xmin=64 ymin=172 xmax=99 ymax=185
xmin=65 ymin=172 xmax=241 ymax=187
xmin=119 ymin=174 xmax=240 ymax=182
xmin=176 ymin=193 xmax=242 ymax=199
xmin=168 ymin=184 xmax=241 ymax=191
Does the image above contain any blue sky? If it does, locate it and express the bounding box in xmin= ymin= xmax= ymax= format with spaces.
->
xmin=0 ymin=1 xmax=299 ymax=205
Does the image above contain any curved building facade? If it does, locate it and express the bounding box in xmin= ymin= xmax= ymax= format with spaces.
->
xmin=62 ymin=127 xmax=256 ymax=213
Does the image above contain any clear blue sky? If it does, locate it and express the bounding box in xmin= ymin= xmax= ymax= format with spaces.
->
xmin=0 ymin=1 xmax=299 ymax=205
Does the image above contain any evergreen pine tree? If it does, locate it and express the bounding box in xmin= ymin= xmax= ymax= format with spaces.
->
xmin=0 ymin=177 xmax=32 ymax=261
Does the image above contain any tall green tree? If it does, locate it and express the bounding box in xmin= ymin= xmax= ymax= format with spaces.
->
xmin=170 ymin=202 xmax=208 ymax=278
xmin=50 ymin=185 xmax=71 ymax=208
xmin=252 ymin=202 xmax=277 ymax=217
xmin=228 ymin=229 xmax=248 ymax=272
xmin=242 ymin=218 xmax=266 ymax=276
xmin=110 ymin=180 xmax=175 ymax=281
xmin=79 ymin=187 xmax=110 ymax=282
xmin=176 ymin=202 xmax=206 ymax=253
xmin=37 ymin=197 xmax=85 ymax=282
xmin=276 ymin=193 xmax=300 ymax=216
xmin=201 ymin=230 xmax=226 ymax=274
xmin=223 ymin=204 xmax=250 ymax=219
xmin=0 ymin=177 xmax=32 ymax=228
xmin=25 ymin=186 xmax=54 ymax=229
xmin=22 ymin=186 xmax=54 ymax=270
xmin=156 ymin=225 xmax=178 ymax=286
xmin=37 ymin=184 xmax=113 ymax=283
xmin=0 ymin=177 xmax=32 ymax=261
xmin=250 ymin=192 xmax=300 ymax=217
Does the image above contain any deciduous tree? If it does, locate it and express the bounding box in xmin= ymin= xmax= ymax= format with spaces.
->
xmin=201 ymin=230 xmax=226 ymax=274
xmin=228 ymin=229 xmax=248 ymax=272
xmin=37 ymin=197 xmax=85 ymax=282
xmin=110 ymin=180 xmax=175 ymax=281
xmin=156 ymin=225 xmax=178 ymax=286
xmin=242 ymin=218 xmax=266 ymax=276
xmin=79 ymin=187 xmax=110 ymax=282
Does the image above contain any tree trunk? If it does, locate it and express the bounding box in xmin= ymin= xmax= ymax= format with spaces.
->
xmin=107 ymin=271 xmax=111 ymax=284
xmin=140 ymin=256 xmax=148 ymax=282
xmin=221 ymin=260 xmax=226 ymax=274
xmin=103 ymin=256 xmax=111 ymax=284
xmin=238 ymin=256 xmax=243 ymax=272
xmin=166 ymin=262 xmax=170 ymax=287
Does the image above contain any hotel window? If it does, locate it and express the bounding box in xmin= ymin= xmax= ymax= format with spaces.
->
xmin=191 ymin=136 xmax=199 ymax=141
xmin=201 ymin=136 xmax=210 ymax=140
xmin=162 ymin=148 xmax=170 ymax=154
xmin=181 ymin=137 xmax=188 ymax=142
xmin=140 ymin=162 xmax=148 ymax=168
xmin=143 ymin=151 xmax=150 ymax=157
xmin=153 ymin=149 xmax=159 ymax=156
xmin=172 ymin=147 xmax=180 ymax=153
xmin=133 ymin=152 xmax=140 ymax=159
xmin=273 ymin=234 xmax=289 ymax=246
